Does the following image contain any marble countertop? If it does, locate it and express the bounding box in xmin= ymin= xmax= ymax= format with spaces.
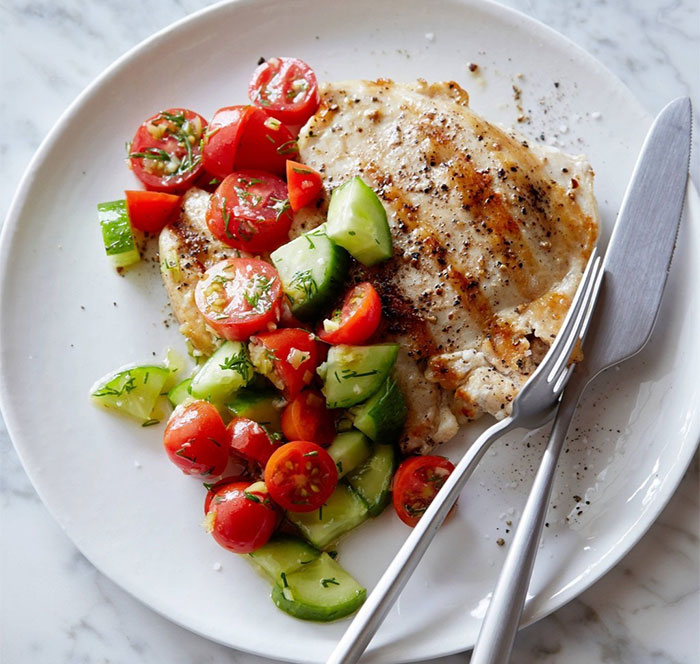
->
xmin=1 ymin=1 xmax=698 ymax=663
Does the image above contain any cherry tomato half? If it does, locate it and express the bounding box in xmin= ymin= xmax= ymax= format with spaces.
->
xmin=249 ymin=57 xmax=320 ymax=126
xmin=286 ymin=160 xmax=323 ymax=212
xmin=227 ymin=417 xmax=281 ymax=468
xmin=264 ymin=441 xmax=337 ymax=512
xmin=205 ymin=481 xmax=277 ymax=553
xmin=234 ymin=107 xmax=299 ymax=177
xmin=201 ymin=105 xmax=253 ymax=181
xmin=163 ymin=400 xmax=228 ymax=478
xmin=281 ymin=389 xmax=335 ymax=446
xmin=206 ymin=171 xmax=293 ymax=253
xmin=319 ymin=282 xmax=382 ymax=345
xmin=392 ymin=455 xmax=456 ymax=527
xmin=124 ymin=190 xmax=181 ymax=233
xmin=129 ymin=108 xmax=207 ymax=193
xmin=195 ymin=258 xmax=282 ymax=341
xmin=249 ymin=328 xmax=319 ymax=397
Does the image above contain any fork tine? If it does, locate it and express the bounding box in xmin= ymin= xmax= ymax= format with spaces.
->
xmin=552 ymin=361 xmax=574 ymax=395
xmin=549 ymin=258 xmax=605 ymax=394
xmin=546 ymin=254 xmax=603 ymax=384
xmin=576 ymin=259 xmax=605 ymax=345
xmin=539 ymin=248 xmax=600 ymax=383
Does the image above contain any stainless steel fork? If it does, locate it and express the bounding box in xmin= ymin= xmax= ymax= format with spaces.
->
xmin=326 ymin=247 xmax=604 ymax=664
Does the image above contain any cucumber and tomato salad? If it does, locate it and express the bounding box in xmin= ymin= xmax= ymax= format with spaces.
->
xmin=92 ymin=55 xmax=458 ymax=623
xmin=99 ymin=57 xmax=322 ymax=266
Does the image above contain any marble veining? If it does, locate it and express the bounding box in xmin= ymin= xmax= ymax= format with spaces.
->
xmin=1 ymin=1 xmax=698 ymax=663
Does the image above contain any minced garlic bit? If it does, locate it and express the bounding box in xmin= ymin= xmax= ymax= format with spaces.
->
xmin=323 ymin=317 xmax=342 ymax=333
xmin=287 ymin=347 xmax=311 ymax=369
xmin=202 ymin=510 xmax=216 ymax=534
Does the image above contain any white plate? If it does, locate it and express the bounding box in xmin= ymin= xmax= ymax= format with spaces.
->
xmin=1 ymin=0 xmax=698 ymax=661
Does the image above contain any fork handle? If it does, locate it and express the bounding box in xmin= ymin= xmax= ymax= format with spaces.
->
xmin=326 ymin=416 xmax=517 ymax=664
xmin=470 ymin=372 xmax=588 ymax=664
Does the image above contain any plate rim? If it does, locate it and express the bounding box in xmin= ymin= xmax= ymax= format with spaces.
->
xmin=1 ymin=0 xmax=698 ymax=661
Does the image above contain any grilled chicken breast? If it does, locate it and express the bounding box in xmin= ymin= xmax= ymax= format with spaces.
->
xmin=159 ymin=79 xmax=599 ymax=455
xmin=293 ymin=80 xmax=599 ymax=454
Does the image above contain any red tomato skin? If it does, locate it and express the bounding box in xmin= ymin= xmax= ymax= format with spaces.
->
xmin=392 ymin=456 xmax=456 ymax=527
xmin=124 ymin=190 xmax=181 ymax=233
xmin=163 ymin=401 xmax=229 ymax=478
xmin=281 ymin=389 xmax=335 ymax=445
xmin=319 ymin=282 xmax=382 ymax=345
xmin=203 ymin=475 xmax=249 ymax=514
xmin=234 ymin=107 xmax=298 ymax=177
xmin=264 ymin=441 xmax=338 ymax=512
xmin=286 ymin=160 xmax=323 ymax=211
xmin=206 ymin=481 xmax=277 ymax=553
xmin=248 ymin=57 xmax=320 ymax=126
xmin=250 ymin=328 xmax=320 ymax=397
xmin=227 ymin=417 xmax=281 ymax=467
xmin=129 ymin=108 xmax=207 ymax=193
xmin=195 ymin=258 xmax=282 ymax=342
xmin=206 ymin=171 xmax=293 ymax=253
xmin=201 ymin=105 xmax=253 ymax=180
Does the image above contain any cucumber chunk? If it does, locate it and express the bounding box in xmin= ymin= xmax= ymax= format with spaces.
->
xmin=226 ymin=388 xmax=285 ymax=433
xmin=190 ymin=341 xmax=253 ymax=402
xmin=91 ymin=365 xmax=169 ymax=422
xmin=167 ymin=378 xmax=193 ymax=407
xmin=270 ymin=226 xmax=349 ymax=319
xmin=346 ymin=443 xmax=396 ymax=517
xmin=97 ymin=199 xmax=140 ymax=268
xmin=326 ymin=177 xmax=392 ymax=266
xmin=271 ymin=553 xmax=366 ymax=622
xmin=163 ymin=347 xmax=188 ymax=391
xmin=327 ymin=431 xmax=372 ymax=478
xmin=286 ymin=483 xmax=368 ymax=550
xmin=247 ymin=536 xmax=321 ymax=585
xmin=318 ymin=344 xmax=399 ymax=408
xmin=350 ymin=377 xmax=407 ymax=444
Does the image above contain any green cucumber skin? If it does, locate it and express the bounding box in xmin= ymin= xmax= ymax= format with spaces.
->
xmin=319 ymin=344 xmax=399 ymax=409
xmin=270 ymin=553 xmax=366 ymax=622
xmin=98 ymin=199 xmax=140 ymax=267
xmin=286 ymin=483 xmax=368 ymax=550
xmin=326 ymin=177 xmax=392 ymax=266
xmin=327 ymin=430 xmax=372 ymax=479
xmin=270 ymin=227 xmax=349 ymax=320
xmin=271 ymin=583 xmax=366 ymax=622
xmin=190 ymin=341 xmax=253 ymax=402
xmin=246 ymin=536 xmax=321 ymax=585
xmin=226 ymin=388 xmax=284 ymax=433
xmin=351 ymin=377 xmax=408 ymax=444
xmin=346 ymin=443 xmax=396 ymax=517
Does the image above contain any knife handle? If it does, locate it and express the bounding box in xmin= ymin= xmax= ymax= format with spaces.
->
xmin=470 ymin=371 xmax=589 ymax=664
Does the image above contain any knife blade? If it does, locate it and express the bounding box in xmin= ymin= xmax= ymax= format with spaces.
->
xmin=582 ymin=96 xmax=692 ymax=375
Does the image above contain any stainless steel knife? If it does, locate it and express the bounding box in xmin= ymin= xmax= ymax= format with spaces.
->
xmin=470 ymin=96 xmax=693 ymax=664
